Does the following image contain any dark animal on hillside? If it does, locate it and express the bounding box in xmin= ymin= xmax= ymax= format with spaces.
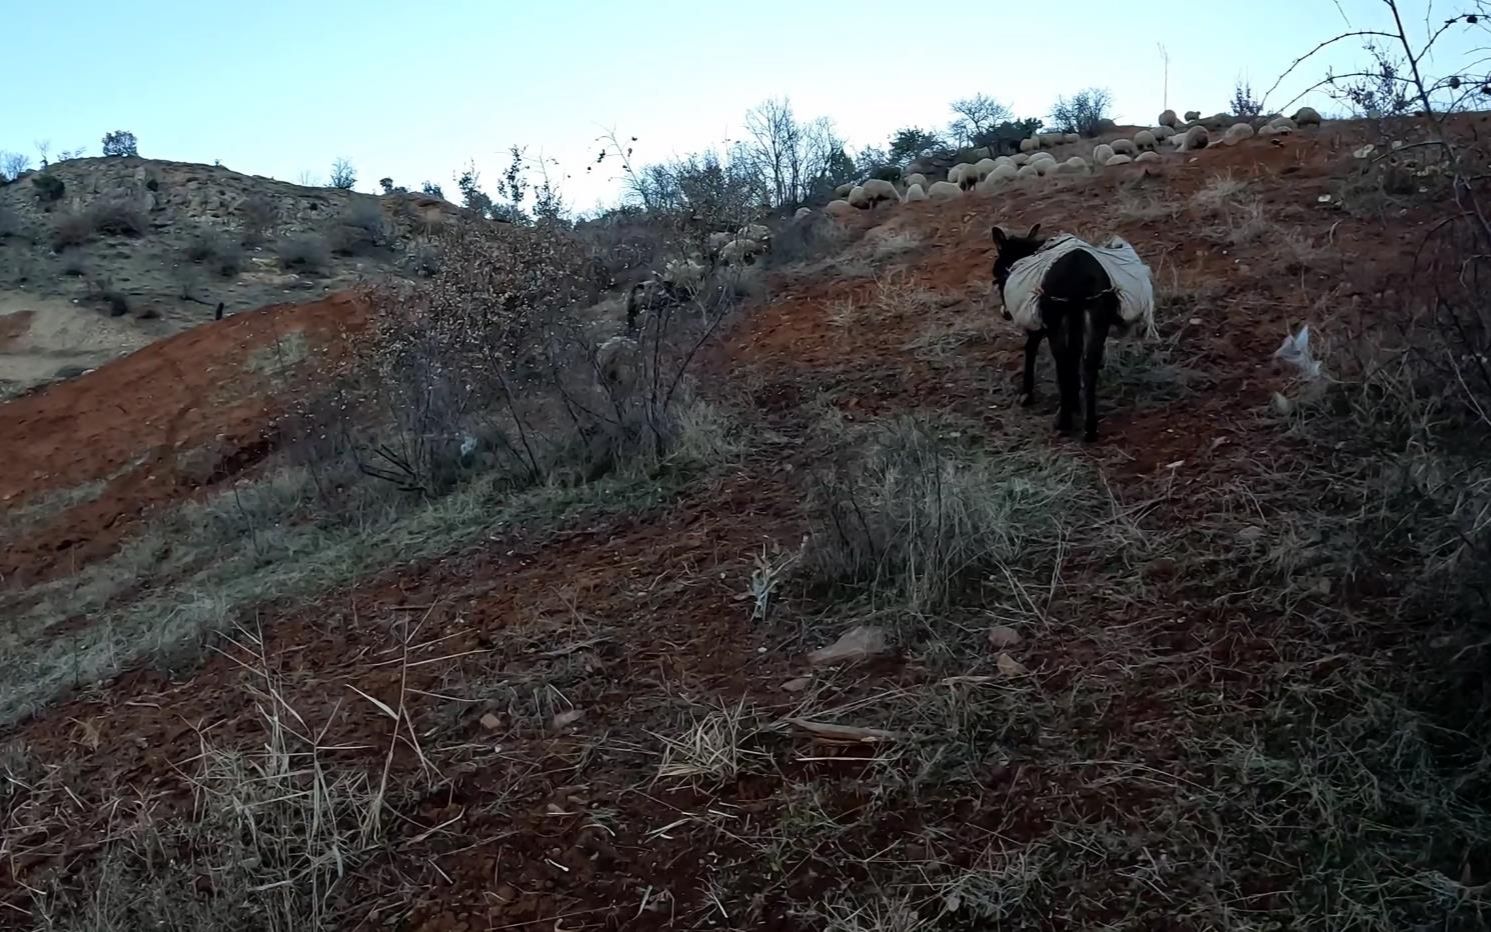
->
xmin=992 ymin=223 xmax=1146 ymax=442
xmin=214 ymin=302 xmax=224 ymax=320
xmin=625 ymin=278 xmax=695 ymax=335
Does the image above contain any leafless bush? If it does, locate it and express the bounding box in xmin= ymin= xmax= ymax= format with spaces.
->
xmin=0 ymin=151 xmax=30 ymax=182
xmin=297 ymin=223 xmax=743 ymax=496
xmin=185 ymin=228 xmax=246 ymax=276
xmin=237 ymin=194 xmax=277 ymax=245
xmin=89 ymin=199 xmax=149 ymax=236
xmin=277 ymin=235 xmax=329 ymax=273
xmin=328 ymin=200 xmax=389 ymax=256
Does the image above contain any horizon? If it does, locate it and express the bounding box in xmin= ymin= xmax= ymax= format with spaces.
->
xmin=6 ymin=0 xmax=1486 ymax=215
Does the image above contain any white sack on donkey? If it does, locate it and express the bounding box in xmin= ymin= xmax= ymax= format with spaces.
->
xmin=1001 ymin=233 xmax=1157 ymax=340
xmin=990 ymin=224 xmax=1159 ymax=442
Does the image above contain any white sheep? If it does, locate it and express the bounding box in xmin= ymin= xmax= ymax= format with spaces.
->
xmin=927 ymin=180 xmax=962 ymax=200
xmin=1015 ymin=163 xmax=1042 ymax=180
xmin=596 ymin=335 xmax=640 ymax=393
xmin=1134 ymin=130 xmax=1158 ymax=152
xmin=1055 ymin=156 xmax=1090 ymax=175
xmin=1037 ymin=133 xmax=1063 ymax=149
xmin=1104 ymin=154 xmax=1134 ymax=166
xmin=904 ymin=182 xmax=928 ymax=202
xmin=823 ymin=199 xmax=857 ymax=219
xmin=1184 ymin=110 xmax=1201 ymax=122
xmin=973 ymin=157 xmax=998 ymax=180
xmin=1153 ymin=125 xmax=1177 ymax=141
xmin=853 ymin=178 xmax=901 ymax=207
xmin=1063 ymin=133 xmax=1081 ymax=144
xmin=993 ymin=155 xmax=1016 ymax=168
xmin=905 ymin=172 xmax=929 ymax=190
xmin=662 ymin=258 xmax=705 ymax=293
xmin=1292 ymin=106 xmax=1322 ymax=127
xmin=717 ymin=238 xmax=758 ymax=265
xmin=1020 ymin=137 xmax=1039 ymax=153
xmin=834 ymin=183 xmax=855 ymax=199
xmin=1258 ymin=123 xmax=1294 ymax=137
xmin=794 ymin=206 xmax=813 ymax=218
xmin=707 ymin=231 xmax=734 ymax=255
xmin=1110 ymin=138 xmax=1138 ymax=157
xmin=1135 ymin=151 xmax=1161 ymax=163
xmin=1176 ymin=125 xmax=1210 ymax=151
xmin=990 ymin=162 xmax=1019 ymax=182
xmin=1219 ymin=122 xmax=1255 ymax=146
xmin=1013 ymin=152 xmax=1031 ymax=166
xmin=1158 ymin=109 xmax=1179 ymax=128
xmin=948 ymin=163 xmax=980 ymax=190
xmin=739 ymin=223 xmax=770 ymax=241
xmin=1092 ymin=143 xmax=1115 ymax=166
xmin=1267 ymin=115 xmax=1298 ymax=131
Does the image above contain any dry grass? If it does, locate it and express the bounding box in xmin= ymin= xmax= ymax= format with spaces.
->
xmin=1191 ymin=170 xmax=1250 ymax=211
xmin=802 ymin=415 xmax=1096 ymax=612
xmin=654 ymin=700 xmax=775 ymax=784
xmin=828 ymin=273 xmax=938 ymax=329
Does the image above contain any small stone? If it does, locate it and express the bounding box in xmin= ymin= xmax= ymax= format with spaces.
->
xmin=1237 ymin=526 xmax=1265 ymax=543
xmin=808 ymin=625 xmax=888 ymax=666
xmin=479 ymin=712 xmax=501 ymax=731
xmin=996 ymin=653 xmax=1026 ymax=676
xmin=781 ymin=676 xmax=812 ymax=692
xmin=987 ymin=625 xmax=1022 ymax=649
xmin=552 ymin=709 xmax=585 ymax=730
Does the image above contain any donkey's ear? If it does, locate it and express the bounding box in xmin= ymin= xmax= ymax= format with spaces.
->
xmin=991 ymin=225 xmax=1007 ymax=246
xmin=1026 ymin=223 xmax=1043 ymax=239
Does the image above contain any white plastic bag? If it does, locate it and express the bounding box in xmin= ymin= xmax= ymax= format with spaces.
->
xmin=1274 ymin=325 xmax=1324 ymax=380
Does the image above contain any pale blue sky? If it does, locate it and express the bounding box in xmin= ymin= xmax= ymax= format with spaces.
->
xmin=4 ymin=0 xmax=1484 ymax=212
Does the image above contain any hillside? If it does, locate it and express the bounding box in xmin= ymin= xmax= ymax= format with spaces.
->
xmin=1 ymin=117 xmax=1489 ymax=932
xmin=0 ymin=156 xmax=461 ymax=398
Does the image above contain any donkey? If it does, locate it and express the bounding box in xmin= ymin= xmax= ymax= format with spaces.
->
xmin=991 ymin=223 xmax=1143 ymax=443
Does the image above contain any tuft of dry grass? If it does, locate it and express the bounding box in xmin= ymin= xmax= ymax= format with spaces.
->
xmin=1191 ymin=170 xmax=1250 ymax=211
xmin=802 ymin=415 xmax=1094 ymax=611
xmin=654 ymin=700 xmax=775 ymax=784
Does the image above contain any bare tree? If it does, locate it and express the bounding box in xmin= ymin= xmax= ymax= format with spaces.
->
xmin=1049 ymin=88 xmax=1114 ymax=136
xmin=948 ymin=94 xmax=1013 ymax=146
xmin=34 ymin=139 xmax=51 ymax=168
xmin=329 ymin=158 xmax=357 ymax=190
xmin=0 ymin=151 xmax=30 ymax=182
xmin=737 ymin=97 xmax=843 ymax=209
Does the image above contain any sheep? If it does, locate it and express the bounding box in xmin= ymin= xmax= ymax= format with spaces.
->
xmin=1257 ymin=122 xmax=1294 ymax=137
xmin=1135 ymin=151 xmax=1162 ymax=163
xmin=738 ymin=223 xmax=772 ymax=246
xmin=596 ymin=335 xmax=641 ymax=394
xmin=1038 ymin=133 xmax=1065 ymax=149
xmin=1013 ymin=152 xmax=1031 ymax=166
xmin=1092 ymin=143 xmax=1115 ymax=166
xmin=1133 ymin=130 xmax=1158 ymax=152
xmin=990 ymin=162 xmax=1019 ymax=182
xmin=1219 ymin=122 xmax=1255 ymax=146
xmin=1267 ymin=115 xmax=1298 ymax=131
xmin=949 ymin=163 xmax=979 ymax=190
xmin=904 ymin=182 xmax=928 ymax=202
xmin=1055 ymin=156 xmax=1090 ymax=175
xmin=1111 ymin=138 xmax=1138 ymax=157
xmin=1158 ymin=109 xmax=1179 ymax=128
xmin=1015 ymin=164 xmax=1042 ymax=180
xmin=1292 ymin=106 xmax=1322 ymax=126
xmin=927 ymin=180 xmax=962 ymax=199
xmin=990 ymin=223 xmax=1155 ymax=441
xmin=794 ymin=206 xmax=813 ymax=219
xmin=905 ymin=172 xmax=929 ymax=190
xmin=834 ymin=183 xmax=855 ymax=199
xmin=625 ymin=280 xmax=681 ymax=333
xmin=707 ymin=231 xmax=735 ymax=256
xmin=1063 ymin=133 xmax=1081 ymax=144
xmin=1184 ymin=110 xmax=1202 ymax=122
xmin=662 ymin=257 xmax=705 ymax=293
xmin=718 ymin=238 xmax=761 ymax=266
xmin=1020 ymin=137 xmax=1039 ymax=153
xmin=849 ymin=178 xmax=901 ymax=208
xmin=823 ymin=199 xmax=857 ymax=219
xmin=973 ymin=157 xmax=998 ymax=180
xmin=1176 ymin=125 xmax=1210 ymax=151
xmin=993 ymin=155 xmax=1016 ymax=168
xmin=1153 ymin=125 xmax=1177 ymax=140
xmin=1104 ymin=154 xmax=1134 ymax=166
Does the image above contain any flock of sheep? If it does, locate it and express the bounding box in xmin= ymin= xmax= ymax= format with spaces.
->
xmin=826 ymin=106 xmax=1325 ymax=210
xmin=601 ymin=103 xmax=1330 ymax=410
